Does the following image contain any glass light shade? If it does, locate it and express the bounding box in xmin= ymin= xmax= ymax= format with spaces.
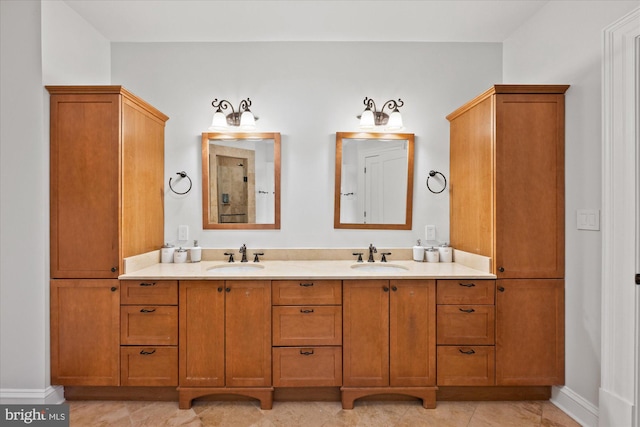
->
xmin=386 ymin=110 xmax=403 ymax=131
xmin=359 ymin=109 xmax=375 ymax=129
xmin=240 ymin=111 xmax=256 ymax=130
xmin=209 ymin=111 xmax=227 ymax=130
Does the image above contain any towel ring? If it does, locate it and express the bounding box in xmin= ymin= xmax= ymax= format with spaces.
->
xmin=169 ymin=171 xmax=192 ymax=195
xmin=426 ymin=170 xmax=447 ymax=194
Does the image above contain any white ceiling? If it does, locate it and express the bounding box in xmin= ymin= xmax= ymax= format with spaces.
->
xmin=63 ymin=0 xmax=550 ymax=43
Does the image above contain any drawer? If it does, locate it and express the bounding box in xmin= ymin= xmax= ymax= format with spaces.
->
xmin=436 ymin=280 xmax=495 ymax=305
xmin=121 ymin=306 xmax=178 ymax=345
xmin=437 ymin=346 xmax=495 ymax=386
xmin=273 ymin=306 xmax=342 ymax=346
xmin=272 ymin=280 xmax=341 ymax=305
xmin=273 ymin=347 xmax=342 ymax=387
xmin=437 ymin=305 xmax=495 ymax=345
xmin=120 ymin=346 xmax=178 ymax=386
xmin=120 ymin=280 xmax=178 ymax=305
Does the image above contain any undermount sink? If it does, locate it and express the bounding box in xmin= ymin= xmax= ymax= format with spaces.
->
xmin=206 ymin=264 xmax=265 ymax=273
xmin=350 ymin=263 xmax=409 ymax=273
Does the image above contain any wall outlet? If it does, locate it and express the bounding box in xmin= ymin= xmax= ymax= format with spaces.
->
xmin=178 ymin=225 xmax=189 ymax=241
xmin=426 ymin=225 xmax=436 ymax=241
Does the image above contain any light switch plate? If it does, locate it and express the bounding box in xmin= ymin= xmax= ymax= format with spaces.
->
xmin=178 ymin=225 xmax=189 ymax=241
xmin=577 ymin=209 xmax=600 ymax=231
xmin=426 ymin=225 xmax=436 ymax=241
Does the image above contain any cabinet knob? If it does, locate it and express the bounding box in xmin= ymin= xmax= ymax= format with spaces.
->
xmin=383 ymin=286 xmax=390 ymax=292
xmin=225 ymin=287 xmax=231 ymax=293
xmin=217 ymin=287 xmax=223 ymax=292
xmin=391 ymin=286 xmax=398 ymax=292
xmin=498 ymin=267 xmax=505 ymax=272
xmin=111 ymin=267 xmax=118 ymax=273
xmin=110 ymin=286 xmax=117 ymax=292
xmin=497 ymin=286 xmax=505 ymax=292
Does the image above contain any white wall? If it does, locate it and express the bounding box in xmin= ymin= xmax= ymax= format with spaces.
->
xmin=0 ymin=0 xmax=110 ymax=403
xmin=111 ymin=41 xmax=502 ymax=250
xmin=503 ymin=1 xmax=640 ymax=425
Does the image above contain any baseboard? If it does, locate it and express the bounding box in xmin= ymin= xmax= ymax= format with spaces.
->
xmin=0 ymin=386 xmax=65 ymax=405
xmin=551 ymin=386 xmax=598 ymax=427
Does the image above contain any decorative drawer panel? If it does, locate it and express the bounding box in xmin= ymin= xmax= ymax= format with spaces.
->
xmin=437 ymin=305 xmax=495 ymax=345
xmin=120 ymin=306 xmax=178 ymax=345
xmin=437 ymin=346 xmax=495 ymax=386
xmin=273 ymin=347 xmax=342 ymax=387
xmin=120 ymin=280 xmax=178 ymax=305
xmin=120 ymin=346 xmax=178 ymax=386
xmin=436 ymin=280 xmax=495 ymax=305
xmin=273 ymin=306 xmax=342 ymax=346
xmin=272 ymin=280 xmax=342 ymax=305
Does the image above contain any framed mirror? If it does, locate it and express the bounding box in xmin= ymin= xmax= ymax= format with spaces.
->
xmin=334 ymin=132 xmax=414 ymax=229
xmin=202 ymin=132 xmax=281 ymax=229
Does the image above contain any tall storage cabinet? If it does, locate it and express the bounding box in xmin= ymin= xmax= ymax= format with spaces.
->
xmin=48 ymin=86 xmax=168 ymax=386
xmin=446 ymin=85 xmax=568 ymax=387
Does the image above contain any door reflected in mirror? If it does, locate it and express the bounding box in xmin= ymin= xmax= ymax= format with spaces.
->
xmin=202 ymin=132 xmax=280 ymax=229
xmin=334 ymin=132 xmax=414 ymax=229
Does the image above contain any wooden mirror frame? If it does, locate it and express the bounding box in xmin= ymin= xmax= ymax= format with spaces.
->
xmin=334 ymin=132 xmax=414 ymax=230
xmin=202 ymin=132 xmax=281 ymax=229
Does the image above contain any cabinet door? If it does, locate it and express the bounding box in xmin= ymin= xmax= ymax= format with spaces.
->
xmin=389 ymin=280 xmax=436 ymax=386
xmin=496 ymin=279 xmax=564 ymax=385
xmin=179 ymin=281 xmax=225 ymax=386
xmin=225 ymin=280 xmax=271 ymax=387
xmin=495 ymin=94 xmax=565 ymax=278
xmin=50 ymin=94 xmax=121 ymax=278
xmin=50 ymin=279 xmax=120 ymax=385
xmin=343 ymin=280 xmax=389 ymax=387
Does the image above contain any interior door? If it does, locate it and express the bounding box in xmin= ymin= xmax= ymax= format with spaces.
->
xmin=363 ymin=148 xmax=407 ymax=224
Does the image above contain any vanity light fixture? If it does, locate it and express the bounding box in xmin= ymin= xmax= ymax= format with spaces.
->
xmin=357 ymin=97 xmax=404 ymax=131
xmin=209 ymin=98 xmax=258 ymax=131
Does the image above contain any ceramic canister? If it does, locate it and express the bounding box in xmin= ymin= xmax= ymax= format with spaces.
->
xmin=425 ymin=247 xmax=440 ymax=263
xmin=173 ymin=247 xmax=188 ymax=263
xmin=161 ymin=243 xmax=175 ymax=263
xmin=438 ymin=244 xmax=453 ymax=263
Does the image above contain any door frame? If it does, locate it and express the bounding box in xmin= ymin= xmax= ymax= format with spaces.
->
xmin=600 ymin=7 xmax=640 ymax=427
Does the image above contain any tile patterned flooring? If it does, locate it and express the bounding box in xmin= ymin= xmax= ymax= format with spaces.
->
xmin=68 ymin=400 xmax=582 ymax=426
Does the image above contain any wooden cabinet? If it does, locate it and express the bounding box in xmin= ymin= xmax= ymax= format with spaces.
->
xmin=47 ymin=86 xmax=168 ymax=279
xmin=178 ymin=280 xmax=272 ymax=409
xmin=342 ymin=279 xmax=436 ymax=409
xmin=436 ymin=279 xmax=495 ymax=386
xmin=120 ymin=280 xmax=178 ymax=386
xmin=496 ymin=279 xmax=564 ymax=385
xmin=272 ymin=280 xmax=342 ymax=387
xmin=447 ymin=85 xmax=568 ymax=387
xmin=50 ymin=280 xmax=120 ymax=386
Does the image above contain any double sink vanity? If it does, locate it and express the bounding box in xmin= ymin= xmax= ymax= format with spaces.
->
xmin=47 ymin=84 xmax=567 ymax=410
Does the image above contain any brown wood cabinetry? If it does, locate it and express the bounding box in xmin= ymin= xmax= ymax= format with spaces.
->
xmin=178 ymin=280 xmax=272 ymax=409
xmin=447 ymin=85 xmax=568 ymax=387
xmin=120 ymin=280 xmax=178 ymax=386
xmin=272 ymin=280 xmax=342 ymax=388
xmin=48 ymin=86 xmax=168 ymax=388
xmin=342 ymin=279 xmax=436 ymax=409
xmin=50 ymin=280 xmax=120 ymax=386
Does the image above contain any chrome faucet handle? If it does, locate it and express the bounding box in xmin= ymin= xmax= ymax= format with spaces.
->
xmin=352 ymin=252 xmax=364 ymax=263
xmin=224 ymin=252 xmax=235 ymax=263
xmin=380 ymin=252 xmax=392 ymax=262
xmin=253 ymin=252 xmax=264 ymax=263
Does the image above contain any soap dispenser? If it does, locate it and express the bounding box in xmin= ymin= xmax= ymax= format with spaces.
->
xmin=412 ymin=239 xmax=425 ymax=262
xmin=190 ymin=240 xmax=202 ymax=263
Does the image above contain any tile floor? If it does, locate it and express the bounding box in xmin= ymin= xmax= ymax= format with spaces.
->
xmin=68 ymin=399 xmax=582 ymax=426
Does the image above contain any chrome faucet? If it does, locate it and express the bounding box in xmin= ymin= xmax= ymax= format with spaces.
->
xmin=239 ymin=244 xmax=248 ymax=262
xmin=368 ymin=243 xmax=377 ymax=262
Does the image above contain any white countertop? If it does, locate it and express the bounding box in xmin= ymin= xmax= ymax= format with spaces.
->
xmin=119 ymin=259 xmax=495 ymax=280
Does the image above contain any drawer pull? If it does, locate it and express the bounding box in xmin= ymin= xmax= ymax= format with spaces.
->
xmin=459 ymin=348 xmax=476 ymax=355
xmin=140 ymin=308 xmax=156 ymax=313
xmin=299 ymin=282 xmax=314 ymax=287
xmin=300 ymin=350 xmax=315 ymax=356
xmin=300 ymin=309 xmax=315 ymax=314
xmin=139 ymin=282 xmax=156 ymax=287
xmin=459 ymin=308 xmax=476 ymax=313
xmin=459 ymin=282 xmax=476 ymax=287
xmin=140 ymin=349 xmax=156 ymax=355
